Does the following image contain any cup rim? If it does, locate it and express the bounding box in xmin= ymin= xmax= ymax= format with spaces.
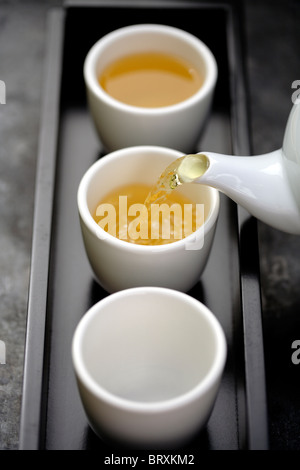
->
xmin=83 ymin=23 xmax=218 ymax=115
xmin=77 ymin=145 xmax=220 ymax=253
xmin=72 ymin=286 xmax=227 ymax=413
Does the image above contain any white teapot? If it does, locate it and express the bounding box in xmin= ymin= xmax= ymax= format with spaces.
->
xmin=178 ymin=103 xmax=300 ymax=234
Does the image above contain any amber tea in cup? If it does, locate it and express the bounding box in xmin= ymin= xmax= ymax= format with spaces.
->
xmin=98 ymin=51 xmax=204 ymax=108
xmin=77 ymin=146 xmax=220 ymax=293
xmin=93 ymin=183 xmax=204 ymax=245
xmin=84 ymin=24 xmax=218 ymax=151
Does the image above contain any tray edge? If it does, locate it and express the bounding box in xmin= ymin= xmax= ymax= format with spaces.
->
xmin=19 ymin=8 xmax=66 ymax=451
xmin=226 ymin=2 xmax=269 ymax=450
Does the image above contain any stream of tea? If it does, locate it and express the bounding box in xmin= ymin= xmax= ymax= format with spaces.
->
xmin=144 ymin=153 xmax=210 ymax=207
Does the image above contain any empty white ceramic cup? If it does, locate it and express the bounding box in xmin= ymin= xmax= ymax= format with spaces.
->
xmin=83 ymin=24 xmax=217 ymax=152
xmin=77 ymin=146 xmax=220 ymax=293
xmin=72 ymin=287 xmax=227 ymax=449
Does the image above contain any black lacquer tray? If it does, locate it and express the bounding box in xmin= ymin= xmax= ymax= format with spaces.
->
xmin=19 ymin=0 xmax=269 ymax=452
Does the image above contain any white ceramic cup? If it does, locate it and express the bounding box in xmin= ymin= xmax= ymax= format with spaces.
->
xmin=72 ymin=287 xmax=227 ymax=449
xmin=83 ymin=24 xmax=217 ymax=152
xmin=77 ymin=146 xmax=220 ymax=293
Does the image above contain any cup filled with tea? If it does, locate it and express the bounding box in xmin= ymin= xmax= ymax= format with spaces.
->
xmin=77 ymin=145 xmax=219 ymax=293
xmin=72 ymin=286 xmax=227 ymax=449
xmin=83 ymin=24 xmax=217 ymax=152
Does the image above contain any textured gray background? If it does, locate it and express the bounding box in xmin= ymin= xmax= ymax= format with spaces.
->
xmin=0 ymin=0 xmax=300 ymax=450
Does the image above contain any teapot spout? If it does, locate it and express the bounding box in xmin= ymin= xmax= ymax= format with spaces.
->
xmin=178 ymin=150 xmax=300 ymax=234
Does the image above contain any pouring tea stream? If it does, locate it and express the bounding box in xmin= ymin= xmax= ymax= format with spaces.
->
xmin=172 ymin=103 xmax=300 ymax=234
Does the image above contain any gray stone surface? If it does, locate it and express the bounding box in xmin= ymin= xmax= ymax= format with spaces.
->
xmin=0 ymin=0 xmax=299 ymax=450
xmin=0 ymin=1 xmax=50 ymax=449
